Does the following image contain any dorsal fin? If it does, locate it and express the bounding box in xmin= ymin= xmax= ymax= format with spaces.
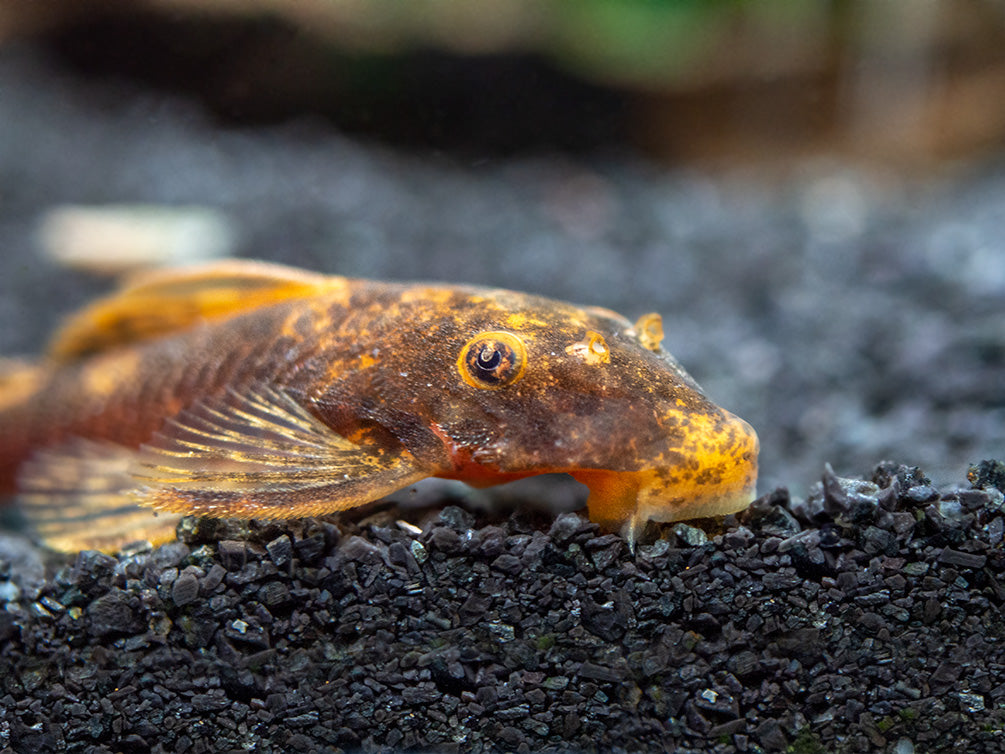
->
xmin=48 ymin=260 xmax=339 ymax=361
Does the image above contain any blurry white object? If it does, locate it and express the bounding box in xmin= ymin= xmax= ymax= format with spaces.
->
xmin=38 ymin=205 xmax=236 ymax=274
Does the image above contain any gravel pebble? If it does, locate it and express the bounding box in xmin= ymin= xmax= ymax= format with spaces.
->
xmin=170 ymin=572 xmax=199 ymax=606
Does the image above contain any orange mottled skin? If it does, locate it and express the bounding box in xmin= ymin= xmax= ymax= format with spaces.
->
xmin=0 ymin=261 xmax=758 ymax=550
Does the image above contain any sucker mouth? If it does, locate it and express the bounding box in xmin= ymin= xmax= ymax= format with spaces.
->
xmin=570 ymin=410 xmax=759 ymax=548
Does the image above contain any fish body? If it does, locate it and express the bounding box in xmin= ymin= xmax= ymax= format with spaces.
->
xmin=0 ymin=261 xmax=758 ymax=551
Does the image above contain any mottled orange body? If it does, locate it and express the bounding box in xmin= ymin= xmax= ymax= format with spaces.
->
xmin=0 ymin=261 xmax=758 ymax=551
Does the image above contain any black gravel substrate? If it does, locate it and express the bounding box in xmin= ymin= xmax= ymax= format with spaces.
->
xmin=2 ymin=459 xmax=1004 ymax=754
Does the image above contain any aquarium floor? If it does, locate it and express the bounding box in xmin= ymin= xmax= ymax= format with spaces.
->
xmin=2 ymin=461 xmax=1004 ymax=754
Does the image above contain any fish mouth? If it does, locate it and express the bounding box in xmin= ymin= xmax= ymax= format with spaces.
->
xmin=570 ymin=409 xmax=759 ymax=545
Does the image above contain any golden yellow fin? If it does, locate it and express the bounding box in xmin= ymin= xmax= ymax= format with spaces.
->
xmin=18 ymin=439 xmax=182 ymax=553
xmin=48 ymin=260 xmax=338 ymax=360
xmin=132 ymin=383 xmax=429 ymax=519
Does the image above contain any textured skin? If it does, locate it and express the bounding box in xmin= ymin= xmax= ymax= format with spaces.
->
xmin=0 ymin=262 xmax=759 ymax=545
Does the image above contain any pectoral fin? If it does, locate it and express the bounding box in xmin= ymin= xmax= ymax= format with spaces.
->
xmin=132 ymin=383 xmax=429 ymax=518
xmin=18 ymin=384 xmax=429 ymax=552
xmin=18 ymin=439 xmax=182 ymax=553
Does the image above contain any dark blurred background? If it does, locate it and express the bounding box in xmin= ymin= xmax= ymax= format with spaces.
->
xmin=1 ymin=0 xmax=1003 ymax=497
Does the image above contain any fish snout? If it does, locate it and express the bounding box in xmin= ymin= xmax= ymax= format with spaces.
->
xmin=639 ymin=406 xmax=759 ymax=523
xmin=572 ymin=404 xmax=759 ymax=546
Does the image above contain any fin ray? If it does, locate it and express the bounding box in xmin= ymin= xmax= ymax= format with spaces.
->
xmin=18 ymin=439 xmax=182 ymax=553
xmin=132 ymin=383 xmax=428 ymax=519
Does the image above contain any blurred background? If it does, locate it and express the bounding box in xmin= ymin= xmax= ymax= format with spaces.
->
xmin=1 ymin=0 xmax=1003 ymax=498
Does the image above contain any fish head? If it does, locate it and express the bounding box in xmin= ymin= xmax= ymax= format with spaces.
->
xmin=387 ymin=286 xmax=759 ymax=542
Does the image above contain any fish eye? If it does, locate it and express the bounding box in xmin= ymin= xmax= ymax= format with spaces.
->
xmin=458 ymin=331 xmax=527 ymax=389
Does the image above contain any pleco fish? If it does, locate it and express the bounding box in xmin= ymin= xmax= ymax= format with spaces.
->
xmin=0 ymin=261 xmax=758 ymax=552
